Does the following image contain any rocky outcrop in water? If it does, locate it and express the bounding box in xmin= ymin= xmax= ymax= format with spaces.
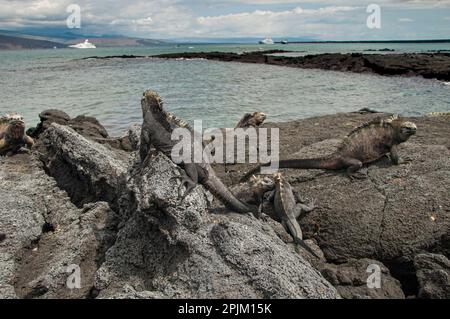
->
xmin=151 ymin=51 xmax=450 ymax=81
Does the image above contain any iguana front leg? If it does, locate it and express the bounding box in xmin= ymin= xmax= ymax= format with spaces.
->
xmin=171 ymin=163 xmax=208 ymax=201
xmin=390 ymin=144 xmax=400 ymax=165
xmin=390 ymin=144 xmax=412 ymax=165
xmin=293 ymin=190 xmax=317 ymax=213
xmin=24 ymin=135 xmax=34 ymax=148
xmin=0 ymin=138 xmax=14 ymax=156
xmin=294 ymin=198 xmax=316 ymax=218
xmin=0 ymin=138 xmax=6 ymax=152
xmin=292 ymin=189 xmax=306 ymax=203
xmin=176 ymin=166 xmax=198 ymax=200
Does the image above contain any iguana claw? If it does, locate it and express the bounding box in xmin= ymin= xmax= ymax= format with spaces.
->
xmin=170 ymin=173 xmax=196 ymax=202
xmin=398 ymin=157 xmax=413 ymax=165
xmin=347 ymin=168 xmax=368 ymax=181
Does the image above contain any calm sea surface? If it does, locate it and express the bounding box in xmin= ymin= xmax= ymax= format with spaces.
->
xmin=1 ymin=43 xmax=449 ymax=135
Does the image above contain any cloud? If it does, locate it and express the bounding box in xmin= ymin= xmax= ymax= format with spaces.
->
xmin=281 ymin=0 xmax=450 ymax=6
xmin=196 ymin=6 xmax=360 ymax=37
xmin=0 ymin=0 xmax=448 ymax=39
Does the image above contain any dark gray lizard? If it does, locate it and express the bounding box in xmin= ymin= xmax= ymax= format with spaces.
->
xmin=0 ymin=118 xmax=34 ymax=156
xmin=241 ymin=115 xmax=417 ymax=182
xmin=139 ymin=90 xmax=257 ymax=215
xmin=265 ymin=173 xmax=320 ymax=258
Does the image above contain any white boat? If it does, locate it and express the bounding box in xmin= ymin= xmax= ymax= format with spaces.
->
xmin=281 ymin=40 xmax=288 ymax=45
xmin=259 ymin=37 xmax=274 ymax=45
xmin=69 ymin=39 xmax=96 ymax=49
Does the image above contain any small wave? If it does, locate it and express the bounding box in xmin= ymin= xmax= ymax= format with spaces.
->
xmin=164 ymin=57 xmax=206 ymax=61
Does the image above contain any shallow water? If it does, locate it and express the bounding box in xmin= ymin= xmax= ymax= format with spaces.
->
xmin=1 ymin=43 xmax=449 ymax=135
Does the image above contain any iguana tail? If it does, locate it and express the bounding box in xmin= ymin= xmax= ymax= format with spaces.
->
xmin=294 ymin=237 xmax=321 ymax=259
xmin=204 ymin=175 xmax=258 ymax=214
xmin=241 ymin=157 xmax=340 ymax=182
xmin=284 ymin=217 xmax=321 ymax=259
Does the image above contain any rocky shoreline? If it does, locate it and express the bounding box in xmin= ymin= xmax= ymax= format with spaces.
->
xmin=83 ymin=50 xmax=450 ymax=81
xmin=0 ymin=108 xmax=449 ymax=299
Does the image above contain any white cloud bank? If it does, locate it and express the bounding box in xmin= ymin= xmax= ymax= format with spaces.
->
xmin=196 ymin=6 xmax=360 ymax=37
xmin=0 ymin=0 xmax=448 ymax=39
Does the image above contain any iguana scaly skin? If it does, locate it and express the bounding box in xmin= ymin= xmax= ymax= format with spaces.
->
xmin=233 ymin=175 xmax=275 ymax=206
xmin=0 ymin=116 xmax=34 ymax=156
xmin=139 ymin=90 xmax=257 ymax=215
xmin=271 ymin=173 xmax=319 ymax=258
xmin=242 ymin=115 xmax=417 ymax=182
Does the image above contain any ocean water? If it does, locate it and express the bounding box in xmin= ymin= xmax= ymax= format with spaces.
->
xmin=1 ymin=43 xmax=450 ymax=136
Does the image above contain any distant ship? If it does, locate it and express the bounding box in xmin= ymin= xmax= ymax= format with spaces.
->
xmin=259 ymin=37 xmax=274 ymax=45
xmin=69 ymin=39 xmax=96 ymax=49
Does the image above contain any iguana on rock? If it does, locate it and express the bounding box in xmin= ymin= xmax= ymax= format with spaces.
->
xmin=139 ymin=90 xmax=257 ymax=215
xmin=268 ymin=173 xmax=319 ymax=258
xmin=425 ymin=112 xmax=450 ymax=118
xmin=235 ymin=112 xmax=267 ymax=128
xmin=241 ymin=115 xmax=417 ymax=182
xmin=0 ymin=116 xmax=34 ymax=156
xmin=233 ymin=175 xmax=275 ymax=206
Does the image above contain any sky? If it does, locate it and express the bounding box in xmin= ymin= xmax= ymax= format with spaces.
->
xmin=0 ymin=0 xmax=449 ymax=40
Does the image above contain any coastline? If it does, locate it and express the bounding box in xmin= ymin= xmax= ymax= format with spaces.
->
xmin=156 ymin=51 xmax=450 ymax=81
xmin=83 ymin=50 xmax=450 ymax=81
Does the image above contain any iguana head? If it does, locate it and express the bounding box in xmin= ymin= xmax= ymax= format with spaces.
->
xmin=251 ymin=112 xmax=267 ymax=127
xmin=249 ymin=175 xmax=275 ymax=190
xmin=7 ymin=120 xmax=26 ymax=140
xmin=141 ymin=90 xmax=174 ymax=132
xmin=274 ymin=172 xmax=284 ymax=186
xmin=387 ymin=115 xmax=417 ymax=143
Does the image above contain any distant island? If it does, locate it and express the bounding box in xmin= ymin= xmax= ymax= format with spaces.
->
xmin=286 ymin=39 xmax=450 ymax=44
xmin=1 ymin=29 xmax=450 ymax=50
xmin=0 ymin=30 xmax=167 ymax=50
xmin=0 ymin=34 xmax=66 ymax=50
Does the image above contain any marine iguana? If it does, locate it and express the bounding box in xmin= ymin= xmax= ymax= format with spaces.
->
xmin=241 ymin=115 xmax=417 ymax=182
xmin=235 ymin=112 xmax=267 ymax=128
xmin=233 ymin=175 xmax=275 ymax=206
xmin=425 ymin=112 xmax=450 ymax=118
xmin=0 ymin=116 xmax=34 ymax=156
xmin=139 ymin=90 xmax=257 ymax=215
xmin=268 ymin=173 xmax=320 ymax=258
